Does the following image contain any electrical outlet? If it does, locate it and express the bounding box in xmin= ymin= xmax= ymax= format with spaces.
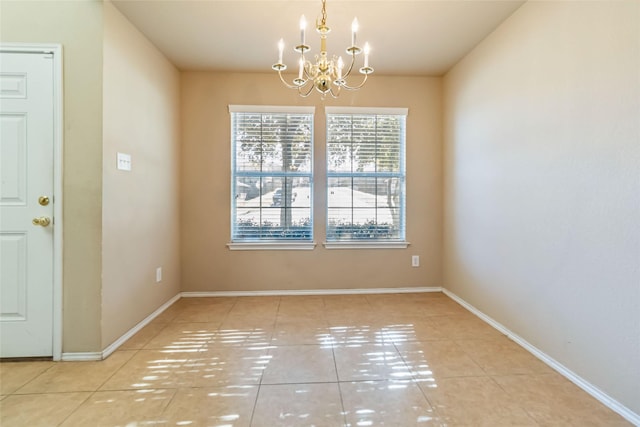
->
xmin=156 ymin=267 xmax=162 ymax=283
xmin=412 ymin=255 xmax=420 ymax=267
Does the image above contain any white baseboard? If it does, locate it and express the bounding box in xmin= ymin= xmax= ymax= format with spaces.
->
xmin=61 ymin=293 xmax=181 ymax=362
xmin=181 ymin=286 xmax=442 ymax=298
xmin=101 ymin=293 xmax=182 ymax=359
xmin=442 ymin=288 xmax=640 ymax=426
xmin=60 ymin=352 xmax=103 ymax=361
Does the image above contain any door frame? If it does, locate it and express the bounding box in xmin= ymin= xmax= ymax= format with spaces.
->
xmin=1 ymin=43 xmax=63 ymax=360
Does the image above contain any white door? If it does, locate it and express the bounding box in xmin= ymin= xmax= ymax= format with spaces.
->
xmin=0 ymin=51 xmax=55 ymax=357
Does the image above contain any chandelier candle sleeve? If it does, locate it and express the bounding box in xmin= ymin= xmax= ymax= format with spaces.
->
xmin=278 ymin=39 xmax=284 ymax=64
xmin=300 ymin=15 xmax=306 ymax=45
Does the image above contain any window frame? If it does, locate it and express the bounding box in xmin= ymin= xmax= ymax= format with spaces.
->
xmin=227 ymin=105 xmax=316 ymax=251
xmin=324 ymin=106 xmax=409 ymax=249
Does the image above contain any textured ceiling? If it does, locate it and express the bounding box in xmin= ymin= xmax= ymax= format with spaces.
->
xmin=112 ymin=0 xmax=525 ymax=76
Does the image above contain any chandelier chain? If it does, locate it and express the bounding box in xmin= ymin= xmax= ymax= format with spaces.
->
xmin=320 ymin=0 xmax=327 ymax=26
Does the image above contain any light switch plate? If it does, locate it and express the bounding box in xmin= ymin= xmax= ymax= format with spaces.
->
xmin=117 ymin=152 xmax=132 ymax=171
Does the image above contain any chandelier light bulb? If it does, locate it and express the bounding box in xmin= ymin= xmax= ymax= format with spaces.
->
xmin=278 ymin=39 xmax=284 ymax=64
xmin=300 ymin=15 xmax=307 ymax=45
xmin=351 ymin=18 xmax=359 ymax=46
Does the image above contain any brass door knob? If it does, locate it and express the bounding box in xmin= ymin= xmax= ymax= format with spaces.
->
xmin=38 ymin=196 xmax=50 ymax=206
xmin=32 ymin=216 xmax=51 ymax=227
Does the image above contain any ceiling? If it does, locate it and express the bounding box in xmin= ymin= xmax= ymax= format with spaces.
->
xmin=112 ymin=0 xmax=526 ymax=76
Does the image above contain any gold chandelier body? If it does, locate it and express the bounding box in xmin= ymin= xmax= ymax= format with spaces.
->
xmin=272 ymin=0 xmax=373 ymax=98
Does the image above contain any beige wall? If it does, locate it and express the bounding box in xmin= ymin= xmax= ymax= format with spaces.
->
xmin=443 ymin=1 xmax=640 ymax=415
xmin=102 ymin=2 xmax=181 ymax=348
xmin=1 ymin=0 xmax=182 ymax=353
xmin=181 ymin=73 xmax=442 ymax=291
xmin=1 ymin=0 xmax=104 ymax=352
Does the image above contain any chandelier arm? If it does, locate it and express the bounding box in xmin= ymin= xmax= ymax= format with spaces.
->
xmin=341 ymin=53 xmax=358 ymax=79
xmin=298 ymin=83 xmax=315 ymax=97
xmin=328 ymin=85 xmax=341 ymax=98
xmin=276 ymin=70 xmax=304 ymax=89
xmin=301 ymin=57 xmax=313 ymax=81
xmin=340 ymin=73 xmax=369 ymax=91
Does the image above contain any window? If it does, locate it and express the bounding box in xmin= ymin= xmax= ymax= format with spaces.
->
xmin=325 ymin=107 xmax=407 ymax=246
xmin=229 ymin=105 xmax=314 ymax=247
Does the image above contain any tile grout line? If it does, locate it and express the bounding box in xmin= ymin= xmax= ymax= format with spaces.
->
xmin=249 ymin=298 xmax=279 ymax=427
xmin=330 ymin=343 xmax=349 ymax=427
xmin=218 ymin=296 xmax=240 ymax=330
xmin=247 ymin=382 xmax=261 ymax=427
xmin=157 ymin=387 xmax=179 ymax=424
xmin=9 ymin=362 xmax=57 ymax=396
xmin=54 ymin=389 xmax=97 ymax=427
xmin=391 ymin=340 xmax=443 ymax=423
xmin=95 ymin=348 xmax=141 ymax=392
xmin=486 ymin=374 xmax=543 ymax=426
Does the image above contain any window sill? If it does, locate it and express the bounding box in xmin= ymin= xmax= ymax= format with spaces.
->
xmin=227 ymin=241 xmax=317 ymax=251
xmin=323 ymin=241 xmax=410 ymax=250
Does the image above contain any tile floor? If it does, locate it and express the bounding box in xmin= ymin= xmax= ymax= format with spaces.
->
xmin=0 ymin=292 xmax=631 ymax=426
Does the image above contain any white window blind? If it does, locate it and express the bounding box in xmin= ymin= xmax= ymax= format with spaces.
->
xmin=326 ymin=107 xmax=407 ymax=242
xmin=230 ymin=106 xmax=314 ymax=241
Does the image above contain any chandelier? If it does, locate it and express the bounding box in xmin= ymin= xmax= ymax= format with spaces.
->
xmin=271 ymin=0 xmax=374 ymax=98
